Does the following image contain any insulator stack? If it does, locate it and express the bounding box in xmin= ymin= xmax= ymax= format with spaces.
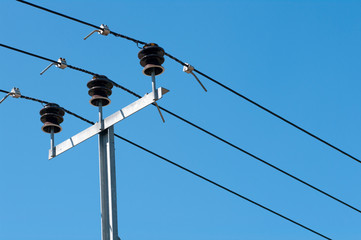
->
xmin=138 ymin=43 xmax=165 ymax=76
xmin=40 ymin=103 xmax=65 ymax=133
xmin=87 ymin=75 xmax=113 ymax=107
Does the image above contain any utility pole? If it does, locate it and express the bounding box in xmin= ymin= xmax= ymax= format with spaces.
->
xmin=40 ymin=44 xmax=168 ymax=240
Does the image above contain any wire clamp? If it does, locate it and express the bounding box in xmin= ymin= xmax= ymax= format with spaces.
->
xmin=183 ymin=63 xmax=194 ymax=74
xmin=40 ymin=58 xmax=67 ymax=75
xmin=0 ymin=87 xmax=21 ymax=104
xmin=10 ymin=87 xmax=21 ymax=98
xmin=183 ymin=63 xmax=207 ymax=92
xmin=84 ymin=24 xmax=110 ymax=40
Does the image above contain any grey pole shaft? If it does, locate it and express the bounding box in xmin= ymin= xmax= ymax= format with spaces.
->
xmin=98 ymin=125 xmax=119 ymax=240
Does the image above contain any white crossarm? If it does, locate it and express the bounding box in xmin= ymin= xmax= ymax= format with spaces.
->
xmin=49 ymin=87 xmax=169 ymax=159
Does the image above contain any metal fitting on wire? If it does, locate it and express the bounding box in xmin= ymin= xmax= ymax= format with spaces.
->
xmin=40 ymin=58 xmax=67 ymax=75
xmin=10 ymin=87 xmax=21 ymax=98
xmin=183 ymin=63 xmax=194 ymax=74
xmin=0 ymin=87 xmax=21 ymax=104
xmin=84 ymin=24 xmax=110 ymax=40
xmin=183 ymin=63 xmax=207 ymax=92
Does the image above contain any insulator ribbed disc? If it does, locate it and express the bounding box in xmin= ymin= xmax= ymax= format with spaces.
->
xmin=138 ymin=43 xmax=165 ymax=76
xmin=87 ymin=75 xmax=113 ymax=107
xmin=41 ymin=122 xmax=62 ymax=134
xmin=39 ymin=103 xmax=65 ymax=134
xmin=143 ymin=64 xmax=165 ymax=76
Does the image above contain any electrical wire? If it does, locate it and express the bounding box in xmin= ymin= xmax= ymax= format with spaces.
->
xmin=114 ymin=134 xmax=331 ymax=240
xmin=0 ymin=88 xmax=92 ymax=124
xmin=0 ymin=43 xmax=57 ymax=64
xmin=1 ymin=88 xmax=50 ymax=105
xmin=0 ymin=89 xmax=331 ymax=239
xmin=0 ymin=89 xmax=9 ymax=94
xmin=0 ymin=44 xmax=359 ymax=215
xmin=15 ymin=0 xmax=360 ymax=164
xmin=15 ymin=0 xmax=146 ymax=46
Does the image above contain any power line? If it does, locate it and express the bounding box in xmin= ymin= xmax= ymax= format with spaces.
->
xmin=114 ymin=134 xmax=331 ymax=240
xmin=1 ymin=88 xmax=49 ymax=105
xmin=67 ymin=64 xmax=98 ymax=76
xmin=0 ymin=43 xmax=98 ymax=76
xmin=0 ymin=89 xmax=9 ymax=94
xmin=191 ymin=68 xmax=361 ymax=164
xmin=0 ymin=43 xmax=57 ymax=64
xmin=0 ymin=45 xmax=359 ymax=215
xmin=0 ymin=88 xmax=92 ymax=124
xmin=16 ymin=0 xmax=360 ymax=165
xmin=0 ymin=89 xmax=331 ymax=240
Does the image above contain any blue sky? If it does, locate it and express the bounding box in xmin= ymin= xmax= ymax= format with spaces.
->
xmin=0 ymin=0 xmax=360 ymax=239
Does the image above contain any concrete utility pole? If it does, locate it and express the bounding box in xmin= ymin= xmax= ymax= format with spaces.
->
xmin=48 ymin=86 xmax=168 ymax=240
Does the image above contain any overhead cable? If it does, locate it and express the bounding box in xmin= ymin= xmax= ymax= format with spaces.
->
xmin=115 ymin=133 xmax=331 ymax=240
xmin=16 ymin=0 xmax=360 ymax=164
xmin=0 ymin=45 xmax=359 ymax=215
xmin=1 ymin=89 xmax=331 ymax=240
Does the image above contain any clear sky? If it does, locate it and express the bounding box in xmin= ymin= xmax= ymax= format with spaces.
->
xmin=0 ymin=0 xmax=360 ymax=239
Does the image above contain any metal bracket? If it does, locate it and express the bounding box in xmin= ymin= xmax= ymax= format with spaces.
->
xmin=183 ymin=63 xmax=207 ymax=92
xmin=40 ymin=58 xmax=67 ymax=75
xmin=183 ymin=63 xmax=194 ymax=74
xmin=0 ymin=87 xmax=21 ymax=104
xmin=84 ymin=24 xmax=110 ymax=40
xmin=10 ymin=87 xmax=21 ymax=98
xmin=49 ymin=87 xmax=169 ymax=159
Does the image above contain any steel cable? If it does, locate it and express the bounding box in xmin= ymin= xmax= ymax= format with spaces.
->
xmin=0 ymin=88 xmax=332 ymax=239
xmin=0 ymin=44 xmax=359 ymax=215
xmin=16 ymin=0 xmax=360 ymax=164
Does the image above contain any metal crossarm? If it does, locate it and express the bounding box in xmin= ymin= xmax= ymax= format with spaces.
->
xmin=49 ymin=87 xmax=169 ymax=159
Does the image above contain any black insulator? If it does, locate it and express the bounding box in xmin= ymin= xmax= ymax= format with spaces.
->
xmin=87 ymin=75 xmax=113 ymax=107
xmin=39 ymin=103 xmax=65 ymax=134
xmin=138 ymin=43 xmax=165 ymax=76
